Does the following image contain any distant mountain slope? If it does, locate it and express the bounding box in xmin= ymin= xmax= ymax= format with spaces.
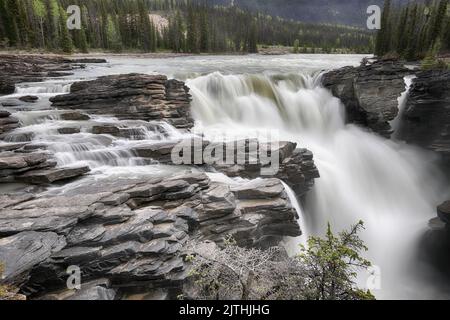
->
xmin=211 ymin=0 xmax=411 ymax=27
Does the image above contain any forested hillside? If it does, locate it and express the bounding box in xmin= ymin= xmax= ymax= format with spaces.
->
xmin=375 ymin=0 xmax=450 ymax=61
xmin=211 ymin=0 xmax=413 ymax=27
xmin=0 ymin=0 xmax=373 ymax=54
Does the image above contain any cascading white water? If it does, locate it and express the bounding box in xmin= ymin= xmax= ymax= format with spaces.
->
xmin=3 ymin=54 xmax=448 ymax=298
xmin=14 ymin=82 xmax=72 ymax=95
xmin=188 ymin=72 xmax=449 ymax=299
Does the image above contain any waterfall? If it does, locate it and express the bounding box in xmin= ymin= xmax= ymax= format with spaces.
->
xmin=188 ymin=72 xmax=449 ymax=299
xmin=14 ymin=82 xmax=72 ymax=95
xmin=281 ymin=181 xmax=308 ymax=252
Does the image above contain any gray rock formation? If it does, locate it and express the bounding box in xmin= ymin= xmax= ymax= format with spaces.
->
xmin=0 ymin=151 xmax=89 ymax=184
xmin=397 ymin=70 xmax=450 ymax=166
xmin=50 ymin=74 xmax=194 ymax=129
xmin=132 ymin=139 xmax=319 ymax=197
xmin=0 ymin=55 xmax=106 ymax=95
xmin=0 ymin=109 xmax=20 ymax=136
xmin=0 ymin=171 xmax=303 ymax=298
xmin=0 ymin=231 xmax=66 ymax=286
xmin=322 ymin=59 xmax=410 ymax=137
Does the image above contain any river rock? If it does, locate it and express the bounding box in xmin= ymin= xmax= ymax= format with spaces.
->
xmin=0 ymin=110 xmax=20 ymax=136
xmin=397 ymin=70 xmax=450 ymax=166
xmin=0 ymin=231 xmax=66 ymax=286
xmin=50 ymin=74 xmax=194 ymax=129
xmin=132 ymin=139 xmax=319 ymax=197
xmin=57 ymin=127 xmax=81 ymax=135
xmin=17 ymin=165 xmax=90 ymax=184
xmin=19 ymin=95 xmax=39 ymax=103
xmin=0 ymin=55 xmax=105 ymax=95
xmin=322 ymin=59 xmax=410 ymax=137
xmin=59 ymin=111 xmax=91 ymax=121
xmin=437 ymin=201 xmax=450 ymax=225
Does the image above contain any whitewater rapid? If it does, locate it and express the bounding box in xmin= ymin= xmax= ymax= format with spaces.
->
xmin=187 ymin=71 xmax=449 ymax=299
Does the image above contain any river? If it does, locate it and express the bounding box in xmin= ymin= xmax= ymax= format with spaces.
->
xmin=1 ymin=54 xmax=448 ymax=299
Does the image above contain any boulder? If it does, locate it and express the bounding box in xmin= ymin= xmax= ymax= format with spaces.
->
xmin=0 ymin=55 xmax=89 ymax=95
xmin=322 ymin=59 xmax=410 ymax=137
xmin=50 ymin=74 xmax=194 ymax=129
xmin=0 ymin=231 xmax=66 ymax=286
xmin=19 ymin=95 xmax=39 ymax=103
xmin=437 ymin=201 xmax=450 ymax=225
xmin=59 ymin=111 xmax=91 ymax=121
xmin=17 ymin=165 xmax=90 ymax=184
xmin=57 ymin=127 xmax=81 ymax=135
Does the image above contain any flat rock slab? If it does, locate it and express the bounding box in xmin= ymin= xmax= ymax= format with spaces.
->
xmin=18 ymin=165 xmax=90 ymax=184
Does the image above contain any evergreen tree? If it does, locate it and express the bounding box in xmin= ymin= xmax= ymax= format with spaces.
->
xmin=58 ymin=5 xmax=73 ymax=53
xmin=405 ymin=4 xmax=419 ymax=60
xmin=293 ymin=39 xmax=300 ymax=53
xmin=375 ymin=0 xmax=392 ymax=56
xmin=32 ymin=0 xmax=46 ymax=48
xmin=199 ymin=8 xmax=209 ymax=52
xmin=429 ymin=0 xmax=448 ymax=46
xmin=106 ymin=15 xmax=122 ymax=52
xmin=186 ymin=4 xmax=199 ymax=53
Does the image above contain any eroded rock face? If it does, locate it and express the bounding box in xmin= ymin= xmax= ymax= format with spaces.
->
xmin=0 ymin=67 xmax=320 ymax=299
xmin=132 ymin=139 xmax=320 ymax=197
xmin=0 ymin=171 xmax=303 ymax=298
xmin=322 ymin=59 xmax=410 ymax=137
xmin=0 ymin=151 xmax=89 ymax=184
xmin=397 ymin=70 xmax=450 ymax=165
xmin=0 ymin=231 xmax=66 ymax=286
xmin=0 ymin=109 xmax=20 ymax=136
xmin=0 ymin=55 xmax=106 ymax=95
xmin=50 ymin=74 xmax=194 ymax=130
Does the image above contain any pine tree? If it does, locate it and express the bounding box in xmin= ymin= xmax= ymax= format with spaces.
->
xmin=199 ymin=8 xmax=209 ymax=52
xmin=375 ymin=0 xmax=392 ymax=56
xmin=186 ymin=4 xmax=199 ymax=53
xmin=248 ymin=21 xmax=258 ymax=53
xmin=32 ymin=0 xmax=46 ymax=48
xmin=73 ymin=28 xmax=89 ymax=53
xmin=293 ymin=39 xmax=300 ymax=53
xmin=58 ymin=5 xmax=73 ymax=53
xmin=405 ymin=4 xmax=419 ymax=61
xmin=429 ymin=0 xmax=448 ymax=46
xmin=396 ymin=5 xmax=409 ymax=55
xmin=106 ymin=15 xmax=122 ymax=52
xmin=4 ymin=0 xmax=20 ymax=46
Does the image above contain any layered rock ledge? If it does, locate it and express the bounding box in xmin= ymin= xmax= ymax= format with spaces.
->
xmin=50 ymin=74 xmax=194 ymax=130
xmin=322 ymin=59 xmax=410 ymax=138
xmin=0 ymin=172 xmax=302 ymax=299
xmin=0 ymin=70 xmax=320 ymax=300
xmin=0 ymin=54 xmax=106 ymax=95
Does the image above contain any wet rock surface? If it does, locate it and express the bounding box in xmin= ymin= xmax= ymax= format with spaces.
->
xmin=0 ymin=62 xmax=320 ymax=299
xmin=50 ymin=74 xmax=194 ymax=129
xmin=322 ymin=59 xmax=410 ymax=138
xmin=133 ymin=139 xmax=319 ymax=197
xmin=0 ymin=109 xmax=20 ymax=136
xmin=397 ymin=70 xmax=450 ymax=165
xmin=0 ymin=55 xmax=105 ymax=95
xmin=0 ymin=171 xmax=303 ymax=298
